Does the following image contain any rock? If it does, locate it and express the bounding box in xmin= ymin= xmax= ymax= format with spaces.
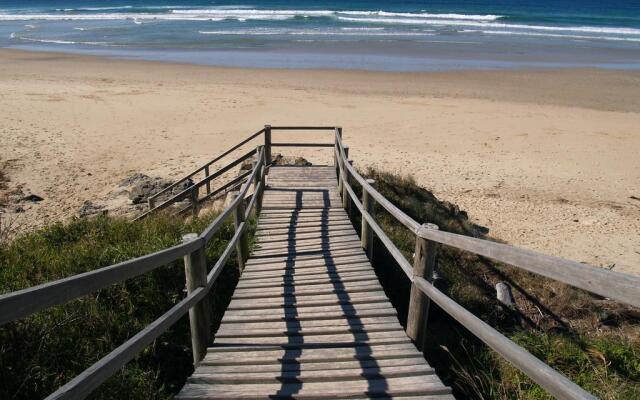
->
xmin=78 ymin=200 xmax=104 ymax=217
xmin=119 ymin=173 xmax=150 ymax=187
xmin=271 ymin=153 xmax=312 ymax=166
xmin=22 ymin=194 xmax=44 ymax=202
xmin=13 ymin=205 xmax=25 ymax=213
xmin=496 ymin=282 xmax=515 ymax=307
xmin=121 ymin=173 xmax=192 ymax=205
xmin=598 ymin=311 xmax=619 ymax=327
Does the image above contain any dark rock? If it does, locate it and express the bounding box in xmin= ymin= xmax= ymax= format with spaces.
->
xmin=121 ymin=172 xmax=192 ymax=205
xmin=78 ymin=200 xmax=104 ymax=217
xmin=119 ymin=173 xmax=151 ymax=187
xmin=598 ymin=311 xmax=620 ymax=327
xmin=22 ymin=194 xmax=44 ymax=202
xmin=13 ymin=205 xmax=25 ymax=213
xmin=271 ymin=153 xmax=312 ymax=166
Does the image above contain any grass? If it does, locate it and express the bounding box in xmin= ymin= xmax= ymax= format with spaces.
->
xmin=1 ymin=165 xmax=638 ymax=399
xmin=356 ymin=168 xmax=640 ymax=399
xmin=0 ymin=212 xmax=249 ymax=400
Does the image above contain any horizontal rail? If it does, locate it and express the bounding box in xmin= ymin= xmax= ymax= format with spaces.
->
xmin=175 ymin=171 xmax=251 ymax=217
xmin=414 ymin=277 xmax=596 ymax=400
xmin=46 ymin=285 xmax=207 ymax=400
xmin=150 ymin=128 xmax=264 ymax=201
xmin=416 ymin=228 xmax=640 ymax=308
xmin=269 ymin=126 xmax=337 ymax=131
xmin=271 ymin=142 xmax=335 ymax=148
xmin=137 ymin=149 xmax=257 ymax=220
xmin=46 ymin=220 xmax=251 ymax=400
xmin=0 ymin=239 xmax=201 ymax=326
xmin=245 ymin=181 xmax=264 ymax=220
xmin=336 ymin=132 xmax=640 ymax=308
xmin=335 ymin=150 xmax=414 ymax=279
xmin=201 ymin=147 xmax=265 ymax=242
xmin=336 ymin=134 xmax=420 ymax=233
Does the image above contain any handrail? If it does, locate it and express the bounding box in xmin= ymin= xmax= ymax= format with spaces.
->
xmin=269 ymin=126 xmax=337 ymax=130
xmin=137 ymin=148 xmax=257 ymax=221
xmin=148 ymin=128 xmax=265 ymax=203
xmin=335 ymin=132 xmax=640 ymax=308
xmin=334 ymin=130 xmax=638 ymax=399
xmin=1 ymin=143 xmax=266 ymax=400
xmin=413 ymin=277 xmax=596 ymax=400
xmin=0 ymin=239 xmax=201 ymax=325
xmin=5 ymin=126 xmax=635 ymax=400
xmin=415 ymin=227 xmax=640 ymax=308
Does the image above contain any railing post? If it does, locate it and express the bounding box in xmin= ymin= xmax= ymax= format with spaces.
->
xmin=361 ymin=179 xmax=376 ymax=260
xmin=252 ymin=159 xmax=262 ymax=217
xmin=148 ymin=197 xmax=156 ymax=212
xmin=264 ymin=125 xmax=272 ymax=166
xmin=182 ymin=233 xmax=211 ymax=366
xmin=334 ymin=127 xmax=342 ymax=178
xmin=338 ymin=145 xmax=349 ymax=194
xmin=406 ymin=223 xmax=439 ymax=351
xmin=231 ymin=191 xmax=248 ymax=273
xmin=343 ymin=159 xmax=354 ymax=217
xmin=204 ymin=165 xmax=211 ymax=195
xmin=190 ymin=185 xmax=199 ymax=218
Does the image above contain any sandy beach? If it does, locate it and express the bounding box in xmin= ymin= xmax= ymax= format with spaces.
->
xmin=1 ymin=48 xmax=639 ymax=275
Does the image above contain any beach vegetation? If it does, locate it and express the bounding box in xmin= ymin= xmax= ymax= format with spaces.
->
xmin=0 ymin=212 xmax=250 ymax=399
xmin=359 ymin=168 xmax=640 ymax=400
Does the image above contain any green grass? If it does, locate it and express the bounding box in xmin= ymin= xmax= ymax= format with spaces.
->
xmin=356 ymin=168 xmax=640 ymax=400
xmin=0 ymin=212 xmax=247 ymax=400
xmin=1 ymin=166 xmax=638 ymax=399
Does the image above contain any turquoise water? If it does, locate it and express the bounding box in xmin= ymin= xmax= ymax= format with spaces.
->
xmin=1 ymin=1 xmax=639 ymax=71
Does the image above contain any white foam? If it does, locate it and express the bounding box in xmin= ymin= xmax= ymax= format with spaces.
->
xmin=199 ymin=29 xmax=433 ymax=37
xmin=56 ymin=6 xmax=133 ymax=12
xmin=337 ymin=16 xmax=640 ymax=36
xmin=477 ymin=30 xmax=640 ymax=42
xmin=11 ymin=35 xmax=110 ymax=46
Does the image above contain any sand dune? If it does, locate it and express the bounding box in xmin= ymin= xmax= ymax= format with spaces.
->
xmin=0 ymin=49 xmax=638 ymax=275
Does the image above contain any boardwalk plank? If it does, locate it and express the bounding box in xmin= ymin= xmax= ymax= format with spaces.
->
xmin=177 ymin=165 xmax=450 ymax=399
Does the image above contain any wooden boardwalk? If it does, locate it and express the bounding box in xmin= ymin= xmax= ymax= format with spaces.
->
xmin=177 ymin=166 xmax=452 ymax=399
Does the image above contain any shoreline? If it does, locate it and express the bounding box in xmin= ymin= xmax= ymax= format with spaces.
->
xmin=1 ymin=48 xmax=639 ymax=275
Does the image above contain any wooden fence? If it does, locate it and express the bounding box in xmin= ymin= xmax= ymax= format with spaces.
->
xmin=0 ymin=126 xmax=638 ymax=400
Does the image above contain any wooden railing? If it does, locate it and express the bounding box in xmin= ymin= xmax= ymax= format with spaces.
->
xmin=333 ymin=130 xmax=640 ymax=400
xmin=0 ymin=146 xmax=267 ymax=399
xmin=137 ymin=125 xmax=338 ymax=221
xmin=1 ymin=125 xmax=638 ymax=400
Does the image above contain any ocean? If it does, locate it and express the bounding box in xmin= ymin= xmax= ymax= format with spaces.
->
xmin=0 ymin=0 xmax=639 ymax=71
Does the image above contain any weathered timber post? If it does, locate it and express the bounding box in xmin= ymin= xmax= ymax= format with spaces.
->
xmin=334 ymin=127 xmax=342 ymax=179
xmin=343 ymin=159 xmax=354 ymax=217
xmin=231 ymin=191 xmax=248 ymax=272
xmin=406 ymin=223 xmax=439 ymax=351
xmin=338 ymin=145 xmax=349 ymax=195
xmin=182 ymin=233 xmax=211 ymax=366
xmin=361 ymin=179 xmax=376 ymax=260
xmin=148 ymin=197 xmax=156 ymax=212
xmin=251 ymin=158 xmax=262 ymax=217
xmin=264 ymin=124 xmax=272 ymax=166
xmin=190 ymin=185 xmax=199 ymax=218
xmin=204 ymin=165 xmax=211 ymax=195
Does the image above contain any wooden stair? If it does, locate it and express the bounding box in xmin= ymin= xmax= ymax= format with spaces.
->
xmin=176 ymin=165 xmax=452 ymax=399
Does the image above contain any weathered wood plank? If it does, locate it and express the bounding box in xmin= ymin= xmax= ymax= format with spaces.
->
xmin=194 ymin=356 xmax=428 ymax=374
xmin=177 ymin=164 xmax=450 ymax=399
xmin=214 ymin=316 xmax=402 ymax=333
xmin=189 ymin=363 xmax=434 ymax=384
xmin=215 ymin=321 xmax=403 ymax=338
xmin=176 ymin=376 xmax=450 ymax=399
